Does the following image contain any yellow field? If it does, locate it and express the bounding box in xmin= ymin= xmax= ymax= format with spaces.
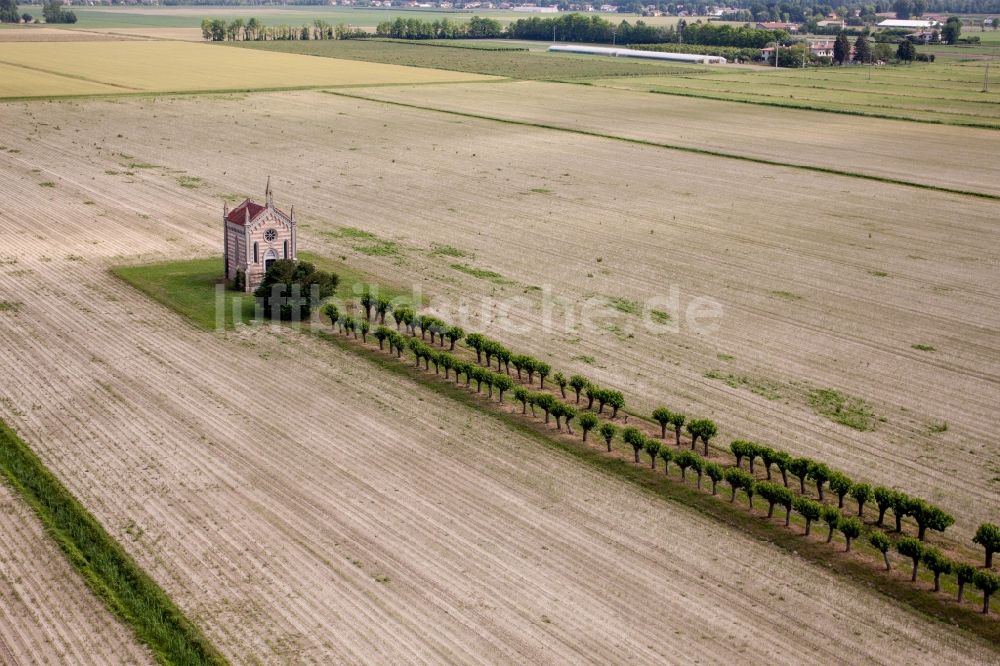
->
xmin=0 ymin=41 xmax=496 ymax=98
xmin=0 ymin=65 xmax=126 ymax=98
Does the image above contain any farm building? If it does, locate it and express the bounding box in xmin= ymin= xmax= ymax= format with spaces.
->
xmin=548 ymin=44 xmax=727 ymax=64
xmin=223 ymin=178 xmax=298 ymax=292
xmin=877 ymin=19 xmax=941 ymax=28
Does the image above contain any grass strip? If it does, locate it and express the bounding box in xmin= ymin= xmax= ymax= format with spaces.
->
xmin=0 ymin=420 xmax=226 ymax=666
xmin=323 ymin=89 xmax=1000 ymax=201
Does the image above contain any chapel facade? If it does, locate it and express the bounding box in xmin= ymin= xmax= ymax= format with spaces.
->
xmin=223 ymin=178 xmax=297 ymax=292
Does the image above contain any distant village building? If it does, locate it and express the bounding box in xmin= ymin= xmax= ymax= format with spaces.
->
xmin=877 ymin=19 xmax=941 ymax=28
xmin=223 ymin=179 xmax=297 ymax=292
xmin=757 ymin=21 xmax=800 ymax=32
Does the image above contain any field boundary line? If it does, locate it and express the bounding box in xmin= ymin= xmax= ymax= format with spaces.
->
xmin=323 ymin=89 xmax=1000 ymax=200
xmin=0 ymin=58 xmax=142 ymax=91
xmin=0 ymin=420 xmax=227 ymax=666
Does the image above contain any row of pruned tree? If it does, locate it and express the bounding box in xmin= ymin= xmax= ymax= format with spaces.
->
xmin=619 ymin=421 xmax=1000 ymax=613
xmin=320 ymin=295 xmax=999 ymax=612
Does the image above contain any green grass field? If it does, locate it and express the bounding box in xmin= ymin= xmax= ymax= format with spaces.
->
xmin=111 ymin=252 xmax=416 ymax=331
xmin=587 ymin=59 xmax=1000 ymax=127
xmin=235 ymin=39 xmax=701 ymax=80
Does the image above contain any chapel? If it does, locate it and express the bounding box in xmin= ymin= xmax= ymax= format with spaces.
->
xmin=223 ymin=178 xmax=297 ymax=292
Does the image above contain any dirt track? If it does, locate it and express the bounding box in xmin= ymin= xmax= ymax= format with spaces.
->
xmin=0 ymin=91 xmax=997 ymax=662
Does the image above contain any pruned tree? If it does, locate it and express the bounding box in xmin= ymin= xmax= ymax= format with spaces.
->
xmin=873 ymin=486 xmax=895 ymax=527
xmin=890 ymin=492 xmax=912 ymax=533
xmin=536 ymin=362 xmax=551 ymax=389
xmin=445 ymin=325 xmax=464 ymax=351
xmin=495 ymin=347 xmax=511 ymax=373
xmin=511 ymin=354 xmax=529 ymax=381
xmin=759 ymin=446 xmax=778 ymax=480
xmin=724 ymin=468 xmax=753 ymax=504
xmin=869 ymin=531 xmax=891 ymax=570
xmin=524 ymin=357 xmax=539 ymax=385
xmin=644 ymin=438 xmax=661 ymax=469
xmin=688 ymin=419 xmax=718 ymax=456
xmin=652 ymin=408 xmax=673 ymax=440
xmin=896 ymin=537 xmax=925 ymax=582
xmin=794 ymin=496 xmax=822 ymax=536
xmin=605 ymin=391 xmax=625 ymax=418
xmin=568 ymin=375 xmax=588 ymax=403
xmin=828 ymin=472 xmax=852 ymax=509
xmin=595 ymin=388 xmax=610 ymax=415
xmin=374 ymin=295 xmax=392 ymax=324
xmin=578 ymin=412 xmax=598 ymax=442
xmin=910 ymin=500 xmax=954 ymax=541
xmin=839 ymin=516 xmax=862 ymax=552
xmin=439 ymin=353 xmax=455 ymax=379
xmin=974 ymin=571 xmax=1000 ymax=615
xmin=745 ymin=442 xmax=762 ymax=474
xmin=585 ymin=384 xmax=599 ymax=411
xmin=851 ymin=483 xmax=873 ymax=519
xmin=465 ymin=333 xmax=486 ymax=364
xmin=562 ymin=404 xmax=577 ymax=434
xmin=973 ymin=523 xmax=1000 ymax=568
xmin=772 ymin=451 xmax=791 ymax=487
xmin=359 ymin=291 xmax=375 ymax=321
xmin=690 ymin=453 xmax=705 ymax=490
xmin=553 ymin=372 xmax=568 ymax=399
xmin=536 ymin=393 xmax=556 ymax=424
xmin=622 ymin=427 xmax=644 ymax=464
xmin=598 ymin=422 xmax=617 ymax=452
xmin=659 ymin=447 xmax=674 ymax=475
xmin=358 ymin=319 xmax=370 ymax=344
xmin=373 ymin=325 xmax=390 ymax=350
xmin=669 ymin=412 xmax=686 ymax=447
xmin=730 ymin=440 xmax=751 ymax=469
xmin=493 ymin=373 xmax=514 ymax=403
xmin=807 ymin=462 xmax=832 ymax=501
xmin=675 ymin=450 xmax=695 ymax=482
xmin=705 ymin=462 xmax=723 ymax=495
xmin=743 ymin=475 xmax=757 ymax=509
xmin=821 ymin=506 xmax=841 ymax=544
xmin=551 ymin=402 xmax=566 ymax=430
xmin=921 ymin=548 xmax=951 ymax=592
xmin=788 ymin=457 xmax=812 ymax=495
xmin=321 ymin=303 xmax=339 ymax=329
xmin=955 ymin=563 xmax=976 ymax=603
xmin=760 ymin=482 xmax=794 ymax=524
xmin=514 ymin=386 xmax=530 ymax=414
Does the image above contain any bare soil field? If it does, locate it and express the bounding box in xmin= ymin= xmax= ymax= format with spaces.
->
xmin=0 ymin=95 xmax=996 ymax=662
xmin=0 ymin=481 xmax=153 ymax=665
xmin=5 ymin=89 xmax=992 ymax=537
xmin=332 ymin=80 xmax=1000 ymax=196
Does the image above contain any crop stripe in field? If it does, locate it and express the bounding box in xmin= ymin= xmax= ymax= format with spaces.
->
xmin=0 ymin=420 xmax=227 ymax=666
xmin=0 ymin=58 xmax=142 ymax=91
xmin=321 ymin=90 xmax=1000 ymax=201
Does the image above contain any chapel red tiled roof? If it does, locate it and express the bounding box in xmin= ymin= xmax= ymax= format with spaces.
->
xmin=226 ymin=200 xmax=265 ymax=226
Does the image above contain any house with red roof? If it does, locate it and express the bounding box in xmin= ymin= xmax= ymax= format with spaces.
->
xmin=223 ymin=178 xmax=297 ymax=292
